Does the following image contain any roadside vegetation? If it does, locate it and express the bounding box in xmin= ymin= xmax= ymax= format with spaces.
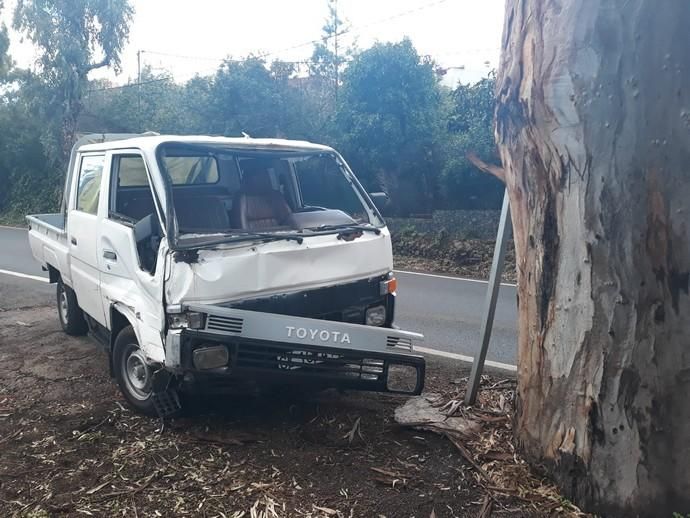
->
xmin=0 ymin=1 xmax=501 ymax=224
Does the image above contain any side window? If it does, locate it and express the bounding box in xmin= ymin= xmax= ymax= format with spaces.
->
xmin=110 ymin=155 xmax=156 ymax=222
xmin=76 ymin=155 xmax=105 ymax=214
xmin=118 ymin=156 xmax=149 ymax=187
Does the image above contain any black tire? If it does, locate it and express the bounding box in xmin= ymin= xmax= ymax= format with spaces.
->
xmin=56 ymin=279 xmax=88 ymax=336
xmin=113 ymin=326 xmax=157 ymax=416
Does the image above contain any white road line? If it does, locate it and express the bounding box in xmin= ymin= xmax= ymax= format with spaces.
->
xmin=415 ymin=345 xmax=517 ymax=372
xmin=0 ymin=268 xmax=49 ymax=283
xmin=0 ymin=225 xmax=26 ymax=230
xmin=395 ymin=269 xmax=517 ymax=287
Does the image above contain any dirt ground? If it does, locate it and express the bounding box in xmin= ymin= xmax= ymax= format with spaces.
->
xmin=0 ymin=305 xmax=581 ymax=518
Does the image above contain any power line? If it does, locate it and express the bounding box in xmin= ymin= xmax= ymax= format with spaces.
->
xmin=257 ymin=0 xmax=451 ymax=60
xmin=140 ymin=49 xmax=324 ymax=66
xmin=136 ymin=0 xmax=474 ymax=75
xmin=142 ymin=50 xmax=226 ymax=62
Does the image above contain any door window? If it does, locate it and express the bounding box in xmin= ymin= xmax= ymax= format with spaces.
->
xmin=109 ymin=153 xmax=161 ymax=274
xmin=76 ymin=155 xmax=105 ymax=215
xmin=110 ymin=155 xmax=157 ymax=222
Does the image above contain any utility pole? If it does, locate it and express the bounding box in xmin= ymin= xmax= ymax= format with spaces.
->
xmin=333 ymin=0 xmax=339 ymax=105
xmin=137 ymin=49 xmax=142 ymax=132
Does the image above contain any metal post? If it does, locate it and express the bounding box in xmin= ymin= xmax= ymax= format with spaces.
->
xmin=464 ymin=188 xmax=511 ymax=405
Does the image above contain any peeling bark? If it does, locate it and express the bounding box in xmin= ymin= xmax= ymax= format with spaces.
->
xmin=496 ymin=1 xmax=690 ymax=515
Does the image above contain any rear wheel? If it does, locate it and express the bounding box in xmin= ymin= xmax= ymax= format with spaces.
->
xmin=113 ymin=326 xmax=157 ymax=416
xmin=56 ymin=279 xmax=88 ymax=336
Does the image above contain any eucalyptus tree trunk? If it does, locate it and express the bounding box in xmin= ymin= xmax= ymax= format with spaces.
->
xmin=495 ymin=1 xmax=690 ymax=515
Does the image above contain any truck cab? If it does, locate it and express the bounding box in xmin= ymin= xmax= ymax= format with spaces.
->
xmin=28 ymin=134 xmax=424 ymax=415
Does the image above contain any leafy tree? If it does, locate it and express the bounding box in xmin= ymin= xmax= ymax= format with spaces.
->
xmin=439 ymin=74 xmax=504 ymax=209
xmin=13 ymin=0 xmax=134 ymax=164
xmin=208 ymin=57 xmax=298 ymax=138
xmin=0 ymin=0 xmax=133 ymax=219
xmin=0 ymin=2 xmax=10 ymax=80
xmin=335 ymin=38 xmax=444 ymax=214
xmin=0 ymin=90 xmax=58 ymax=219
xmin=82 ymin=68 xmax=186 ymax=134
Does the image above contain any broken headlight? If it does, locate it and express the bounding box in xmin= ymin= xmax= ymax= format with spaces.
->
xmin=168 ymin=311 xmax=206 ymax=330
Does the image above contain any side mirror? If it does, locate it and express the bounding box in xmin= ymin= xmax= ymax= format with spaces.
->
xmin=134 ymin=213 xmax=161 ymax=244
xmin=368 ymin=192 xmax=389 ymax=212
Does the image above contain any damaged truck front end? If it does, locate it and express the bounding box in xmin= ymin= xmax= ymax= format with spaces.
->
xmin=162 ymin=237 xmax=425 ymax=396
xmin=153 ymin=140 xmax=426 ymax=398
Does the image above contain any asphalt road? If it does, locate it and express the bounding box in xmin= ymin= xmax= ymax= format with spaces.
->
xmin=0 ymin=226 xmax=517 ymax=366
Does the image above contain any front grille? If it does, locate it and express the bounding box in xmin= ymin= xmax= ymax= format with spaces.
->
xmin=206 ymin=315 xmax=244 ymax=334
xmin=235 ymin=343 xmax=386 ymax=382
xmin=386 ymin=335 xmax=413 ymax=350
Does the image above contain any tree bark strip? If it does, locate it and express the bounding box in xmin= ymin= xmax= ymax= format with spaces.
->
xmin=496 ymin=1 xmax=690 ymax=515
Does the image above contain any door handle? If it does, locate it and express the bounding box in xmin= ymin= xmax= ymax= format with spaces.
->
xmin=103 ymin=250 xmax=117 ymax=261
xmin=70 ymin=237 xmax=77 ymax=245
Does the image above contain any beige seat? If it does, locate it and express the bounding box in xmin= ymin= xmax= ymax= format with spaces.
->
xmin=231 ymin=161 xmax=292 ymax=230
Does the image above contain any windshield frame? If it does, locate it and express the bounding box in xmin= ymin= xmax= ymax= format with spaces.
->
xmin=154 ymin=142 xmax=385 ymax=250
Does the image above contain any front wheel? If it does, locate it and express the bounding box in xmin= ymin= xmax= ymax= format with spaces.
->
xmin=56 ymin=279 xmax=88 ymax=336
xmin=113 ymin=326 xmax=157 ymax=416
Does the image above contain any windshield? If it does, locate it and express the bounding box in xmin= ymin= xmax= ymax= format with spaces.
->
xmin=156 ymin=144 xmax=383 ymax=242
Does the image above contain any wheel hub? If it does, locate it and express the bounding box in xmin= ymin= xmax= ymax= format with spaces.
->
xmin=124 ymin=348 xmax=152 ymax=399
xmin=59 ymin=288 xmax=68 ymax=322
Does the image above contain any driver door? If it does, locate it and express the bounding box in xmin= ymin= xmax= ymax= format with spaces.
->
xmin=98 ymin=151 xmax=166 ymax=349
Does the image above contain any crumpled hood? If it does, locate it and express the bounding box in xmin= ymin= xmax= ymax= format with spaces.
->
xmin=165 ymin=229 xmax=393 ymax=305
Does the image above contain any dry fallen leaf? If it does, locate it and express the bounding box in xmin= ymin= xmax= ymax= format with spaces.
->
xmin=313 ymin=505 xmax=338 ymax=515
xmin=343 ymin=417 xmax=362 ymax=444
xmin=85 ymin=480 xmax=110 ymax=495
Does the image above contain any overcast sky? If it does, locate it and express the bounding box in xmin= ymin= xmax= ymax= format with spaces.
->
xmin=4 ymin=0 xmax=504 ymax=86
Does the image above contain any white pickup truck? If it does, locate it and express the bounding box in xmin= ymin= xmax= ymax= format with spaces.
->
xmin=27 ymin=134 xmax=425 ymax=416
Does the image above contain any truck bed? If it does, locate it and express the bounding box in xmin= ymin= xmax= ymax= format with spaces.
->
xmin=27 ymin=213 xmax=65 ymax=232
xmin=26 ymin=213 xmax=69 ymax=284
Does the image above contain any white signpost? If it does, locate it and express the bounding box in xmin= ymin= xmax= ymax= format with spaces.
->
xmin=464 ymin=188 xmax=512 ymax=405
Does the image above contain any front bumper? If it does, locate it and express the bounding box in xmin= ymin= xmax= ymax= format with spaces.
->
xmin=165 ymin=304 xmax=425 ymax=395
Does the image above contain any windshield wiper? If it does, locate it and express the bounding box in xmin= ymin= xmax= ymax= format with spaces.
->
xmin=229 ymin=232 xmax=305 ymax=244
xmin=175 ymin=225 xmax=380 ymax=250
xmin=175 ymin=232 xmax=305 ymax=249
xmin=308 ymin=224 xmax=381 ymax=235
